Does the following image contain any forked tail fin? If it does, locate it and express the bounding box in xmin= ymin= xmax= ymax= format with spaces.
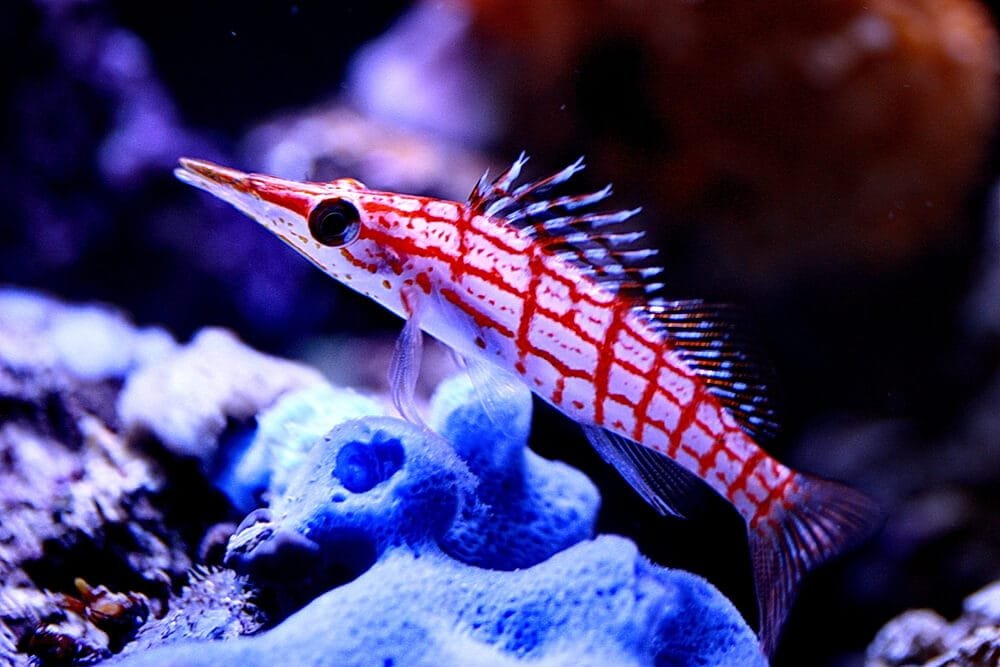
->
xmin=749 ymin=473 xmax=878 ymax=656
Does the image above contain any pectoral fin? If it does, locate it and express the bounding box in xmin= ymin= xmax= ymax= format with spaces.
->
xmin=388 ymin=298 xmax=425 ymax=426
xmin=461 ymin=354 xmax=531 ymax=432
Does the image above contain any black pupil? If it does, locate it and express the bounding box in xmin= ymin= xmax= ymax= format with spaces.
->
xmin=309 ymin=199 xmax=360 ymax=246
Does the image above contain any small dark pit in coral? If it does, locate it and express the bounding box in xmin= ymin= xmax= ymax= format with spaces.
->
xmin=333 ymin=435 xmax=405 ymax=493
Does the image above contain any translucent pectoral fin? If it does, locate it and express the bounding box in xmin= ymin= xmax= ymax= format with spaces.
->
xmin=389 ymin=310 xmax=425 ymax=426
xmin=463 ymin=354 xmax=532 ymax=433
xmin=582 ymin=426 xmax=709 ymax=519
xmin=431 ymin=282 xmax=531 ymax=432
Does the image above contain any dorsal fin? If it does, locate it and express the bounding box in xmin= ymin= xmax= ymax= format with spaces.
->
xmin=468 ymin=154 xmax=662 ymax=299
xmin=634 ymin=300 xmax=780 ymax=441
xmin=470 ymin=156 xmax=778 ymax=441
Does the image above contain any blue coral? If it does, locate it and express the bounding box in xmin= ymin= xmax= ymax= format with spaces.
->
xmin=118 ymin=366 xmax=765 ymax=666
xmin=118 ymin=536 xmax=764 ymax=667
xmin=430 ymin=372 xmax=600 ymax=569
xmin=218 ymin=383 xmax=386 ymax=511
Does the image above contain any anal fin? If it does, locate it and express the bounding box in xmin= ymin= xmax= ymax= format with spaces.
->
xmin=582 ymin=426 xmax=709 ymax=519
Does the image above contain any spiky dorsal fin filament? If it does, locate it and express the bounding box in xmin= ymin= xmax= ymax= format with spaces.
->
xmin=468 ymin=151 xmax=529 ymax=211
xmin=471 ymin=156 xmax=780 ymax=441
xmin=636 ymin=300 xmax=781 ymax=441
xmin=470 ymin=154 xmax=661 ymax=300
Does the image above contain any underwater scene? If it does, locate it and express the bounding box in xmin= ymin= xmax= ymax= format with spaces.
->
xmin=1 ymin=1 xmax=999 ymax=665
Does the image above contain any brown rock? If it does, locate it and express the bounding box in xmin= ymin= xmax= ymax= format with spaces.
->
xmin=464 ymin=0 xmax=999 ymax=287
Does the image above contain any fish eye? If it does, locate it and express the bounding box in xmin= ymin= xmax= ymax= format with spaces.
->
xmin=308 ymin=198 xmax=361 ymax=247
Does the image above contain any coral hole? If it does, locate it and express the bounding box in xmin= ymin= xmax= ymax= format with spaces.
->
xmin=333 ymin=433 xmax=405 ymax=493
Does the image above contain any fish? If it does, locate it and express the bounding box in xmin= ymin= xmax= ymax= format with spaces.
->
xmin=174 ymin=154 xmax=876 ymax=655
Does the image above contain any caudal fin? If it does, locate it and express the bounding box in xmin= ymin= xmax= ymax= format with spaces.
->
xmin=749 ymin=473 xmax=878 ymax=656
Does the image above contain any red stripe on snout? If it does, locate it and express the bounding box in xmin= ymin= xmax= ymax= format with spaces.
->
xmin=248 ymin=177 xmax=314 ymax=218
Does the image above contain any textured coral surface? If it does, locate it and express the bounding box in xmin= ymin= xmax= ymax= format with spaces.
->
xmin=120 ymin=537 xmax=766 ymax=667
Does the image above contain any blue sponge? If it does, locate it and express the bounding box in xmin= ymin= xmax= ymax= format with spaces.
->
xmin=118 ymin=537 xmax=764 ymax=666
xmin=120 ymin=367 xmax=765 ymax=666
xmin=217 ymin=383 xmax=386 ymax=511
xmin=225 ymin=370 xmax=599 ymax=573
xmin=429 ymin=372 xmax=600 ymax=569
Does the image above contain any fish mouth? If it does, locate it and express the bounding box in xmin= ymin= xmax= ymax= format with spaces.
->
xmin=174 ymin=158 xmax=252 ymax=195
xmin=175 ymin=158 xmax=322 ymax=220
xmin=174 ymin=158 xmax=263 ymax=217
xmin=176 ymin=157 xmax=246 ymax=180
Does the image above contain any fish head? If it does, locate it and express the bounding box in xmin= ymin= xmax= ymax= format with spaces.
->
xmin=175 ymin=158 xmax=439 ymax=316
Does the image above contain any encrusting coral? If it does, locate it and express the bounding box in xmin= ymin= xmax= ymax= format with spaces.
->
xmin=121 ymin=375 xmax=765 ymax=666
xmin=121 ymin=536 xmax=764 ymax=667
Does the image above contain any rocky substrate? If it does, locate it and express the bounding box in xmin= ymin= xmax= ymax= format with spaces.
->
xmin=866 ymin=580 xmax=1000 ymax=667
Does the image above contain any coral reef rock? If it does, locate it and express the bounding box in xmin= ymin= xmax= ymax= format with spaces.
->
xmin=118 ymin=327 xmax=325 ymax=462
xmin=866 ymin=579 xmax=1000 ymax=666
xmin=0 ymin=288 xmax=231 ymax=665
xmin=0 ymin=287 xmax=177 ymax=581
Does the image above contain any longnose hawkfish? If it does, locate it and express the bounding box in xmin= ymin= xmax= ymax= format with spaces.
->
xmin=175 ymin=154 xmax=876 ymax=655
